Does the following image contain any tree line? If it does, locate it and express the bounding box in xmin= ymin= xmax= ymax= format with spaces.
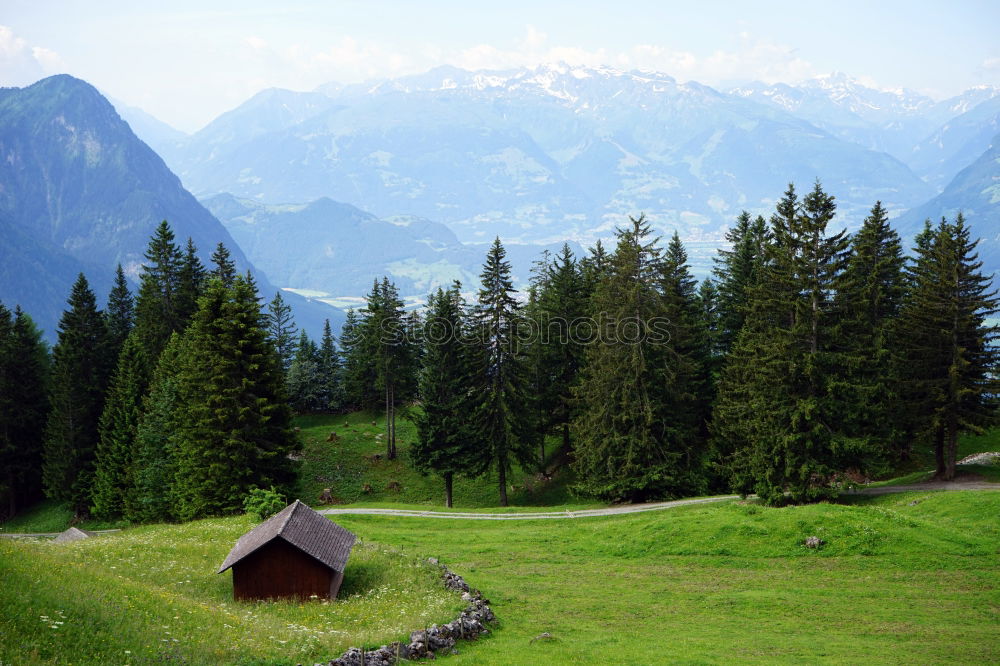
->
xmin=1 ymin=180 xmax=996 ymax=519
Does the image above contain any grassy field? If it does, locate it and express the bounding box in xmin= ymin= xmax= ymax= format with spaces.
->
xmin=0 ymin=514 xmax=463 ymax=665
xmin=1 ymin=491 xmax=998 ymax=663
xmin=295 ymin=410 xmax=578 ymax=509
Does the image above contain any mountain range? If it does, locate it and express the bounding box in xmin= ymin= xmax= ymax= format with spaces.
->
xmin=0 ymin=75 xmax=342 ymax=341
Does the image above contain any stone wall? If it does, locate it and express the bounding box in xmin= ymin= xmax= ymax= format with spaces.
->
xmin=320 ymin=559 xmax=497 ymax=666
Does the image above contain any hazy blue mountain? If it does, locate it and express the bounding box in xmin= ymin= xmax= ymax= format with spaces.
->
xmin=0 ymin=75 xmax=342 ymax=339
xmin=894 ymin=132 xmax=1000 ymax=273
xmin=729 ymin=73 xmax=944 ymax=160
xmin=907 ymin=94 xmax=1000 ymax=192
xmin=203 ymin=193 xmax=586 ymax=305
xmin=163 ymin=64 xmax=933 ymax=244
xmin=110 ymin=97 xmax=189 ymax=164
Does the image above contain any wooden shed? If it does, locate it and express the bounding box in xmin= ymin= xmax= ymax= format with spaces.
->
xmin=217 ymin=500 xmax=356 ymax=601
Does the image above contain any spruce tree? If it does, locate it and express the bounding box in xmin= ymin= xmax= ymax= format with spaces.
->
xmin=572 ymin=216 xmax=691 ymax=501
xmin=171 ymin=276 xmax=297 ymax=520
xmin=129 ymin=333 xmax=187 ymax=523
xmin=412 ymin=284 xmax=485 ymax=507
xmin=176 ymin=238 xmax=206 ymax=325
xmin=210 ymin=242 xmax=237 ymax=286
xmin=712 ymin=212 xmax=769 ymax=356
xmin=469 ymin=238 xmax=532 ymax=506
xmin=898 ymin=215 xmax=999 ymax=479
xmin=105 ymin=264 xmax=134 ymax=356
xmin=91 ymin=333 xmax=147 ymax=520
xmin=835 ymin=201 xmax=906 ymax=468
xmin=134 ymin=221 xmax=184 ymax=365
xmin=318 ymin=319 xmax=342 ymax=411
xmin=1 ymin=308 xmax=49 ymax=517
xmin=266 ymin=291 xmax=298 ymax=374
xmin=340 ymin=309 xmax=378 ymax=409
xmin=42 ymin=274 xmax=112 ymax=517
xmin=287 ymin=330 xmax=323 ymax=412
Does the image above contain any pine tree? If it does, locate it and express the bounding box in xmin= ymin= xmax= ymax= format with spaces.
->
xmin=176 ymin=238 xmax=206 ymax=325
xmin=533 ymin=244 xmax=587 ymax=459
xmin=287 ymin=330 xmax=323 ymax=413
xmin=134 ymin=221 xmax=184 ymax=365
xmin=340 ymin=309 xmax=378 ymax=409
xmin=91 ymin=333 xmax=148 ymax=520
xmin=0 ymin=307 xmax=49 ymax=518
xmin=712 ymin=212 xmax=769 ymax=356
xmin=469 ymin=238 xmax=532 ymax=506
xmin=129 ymin=333 xmax=188 ymax=523
xmin=835 ymin=201 xmax=906 ymax=468
xmin=572 ymin=216 xmax=693 ymax=501
xmin=266 ymin=291 xmax=298 ymax=374
xmin=105 ymin=264 xmax=134 ymax=356
xmin=318 ymin=319 xmax=342 ymax=411
xmin=898 ymin=215 xmax=999 ymax=480
xmin=171 ymin=276 xmax=297 ymax=520
xmin=42 ymin=273 xmax=112 ymax=517
xmin=713 ymin=183 xmax=853 ymax=504
xmin=412 ymin=284 xmax=486 ymax=507
xmin=210 ymin=242 xmax=237 ymax=286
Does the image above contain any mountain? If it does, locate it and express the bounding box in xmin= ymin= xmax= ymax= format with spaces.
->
xmin=0 ymin=75 xmax=342 ymax=340
xmin=161 ymin=64 xmax=934 ymax=245
xmin=110 ymin=97 xmax=189 ymax=164
xmin=894 ymin=132 xmax=1000 ymax=272
xmin=907 ymin=93 xmax=1000 ymax=192
xmin=203 ymin=193 xmax=586 ymax=305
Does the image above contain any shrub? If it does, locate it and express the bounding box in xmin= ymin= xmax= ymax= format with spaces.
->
xmin=243 ymin=486 xmax=286 ymax=521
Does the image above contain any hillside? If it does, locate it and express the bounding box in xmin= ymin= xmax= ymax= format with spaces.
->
xmin=2 ymin=490 xmax=997 ymax=663
xmin=0 ymin=75 xmax=343 ymax=339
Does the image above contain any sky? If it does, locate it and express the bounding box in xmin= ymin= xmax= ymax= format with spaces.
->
xmin=2 ymin=0 xmax=998 ymax=133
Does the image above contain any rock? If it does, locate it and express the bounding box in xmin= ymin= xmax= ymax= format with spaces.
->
xmin=428 ymin=557 xmax=439 ymax=566
xmin=804 ymin=536 xmax=824 ymax=548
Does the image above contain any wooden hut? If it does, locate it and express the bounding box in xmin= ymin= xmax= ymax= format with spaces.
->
xmin=217 ymin=500 xmax=356 ymax=601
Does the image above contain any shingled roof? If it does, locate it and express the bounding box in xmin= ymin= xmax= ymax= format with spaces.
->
xmin=217 ymin=500 xmax=356 ymax=574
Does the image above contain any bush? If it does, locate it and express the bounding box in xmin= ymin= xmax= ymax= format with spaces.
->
xmin=243 ymin=486 xmax=286 ymax=521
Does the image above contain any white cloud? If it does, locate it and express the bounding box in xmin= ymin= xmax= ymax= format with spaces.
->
xmin=0 ymin=25 xmax=63 ymax=86
xmin=982 ymin=57 xmax=1000 ymax=71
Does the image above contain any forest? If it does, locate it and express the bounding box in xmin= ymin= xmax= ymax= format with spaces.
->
xmin=1 ymin=181 xmax=996 ymax=522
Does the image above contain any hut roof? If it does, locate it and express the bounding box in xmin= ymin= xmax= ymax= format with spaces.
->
xmin=53 ymin=527 xmax=94 ymax=543
xmin=217 ymin=500 xmax=355 ymax=574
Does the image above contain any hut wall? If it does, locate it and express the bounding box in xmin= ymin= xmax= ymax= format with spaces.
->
xmin=231 ymin=537 xmax=337 ymax=601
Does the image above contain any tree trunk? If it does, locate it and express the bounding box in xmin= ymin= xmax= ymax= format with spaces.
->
xmin=538 ymin=435 xmax=545 ymax=471
xmin=934 ymin=426 xmax=946 ymax=478
xmin=944 ymin=418 xmax=958 ymax=481
xmin=444 ymin=472 xmax=453 ymax=508
xmin=7 ymin=470 xmax=15 ymax=520
xmin=385 ymin=383 xmax=391 ymax=459
xmin=562 ymin=422 xmax=570 ymax=453
xmin=498 ymin=461 xmax=508 ymax=507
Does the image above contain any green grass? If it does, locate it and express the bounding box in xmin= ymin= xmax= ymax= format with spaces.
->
xmin=874 ymin=426 xmax=1000 ymax=486
xmin=0 ymin=500 xmax=127 ymax=534
xmin=3 ymin=492 xmax=998 ymax=663
xmin=296 ymin=411 xmax=577 ymax=509
xmin=0 ymin=514 xmax=463 ymax=665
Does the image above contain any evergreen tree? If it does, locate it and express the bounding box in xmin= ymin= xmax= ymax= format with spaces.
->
xmin=0 ymin=307 xmax=49 ymax=518
xmin=533 ymin=244 xmax=587 ymax=458
xmin=129 ymin=333 xmax=187 ymax=523
xmin=713 ymin=183 xmax=853 ymax=504
xmin=266 ymin=291 xmax=298 ymax=374
xmin=91 ymin=333 xmax=147 ymax=520
xmin=411 ymin=284 xmax=485 ymax=507
xmin=572 ymin=216 xmax=692 ymax=501
xmin=105 ymin=264 xmax=134 ymax=356
xmin=210 ymin=242 xmax=237 ymax=286
xmin=176 ymin=238 xmax=206 ymax=324
xmin=836 ymin=201 xmax=907 ymax=468
xmin=134 ymin=221 xmax=184 ymax=364
xmin=340 ymin=308 xmax=378 ymax=409
xmin=287 ymin=330 xmax=323 ymax=412
xmin=318 ymin=319 xmax=342 ymax=411
xmin=469 ymin=238 xmax=532 ymax=506
xmin=42 ymin=274 xmax=112 ymax=517
xmin=171 ymin=276 xmax=297 ymax=520
xmin=898 ymin=215 xmax=999 ymax=480
xmin=712 ymin=212 xmax=769 ymax=356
